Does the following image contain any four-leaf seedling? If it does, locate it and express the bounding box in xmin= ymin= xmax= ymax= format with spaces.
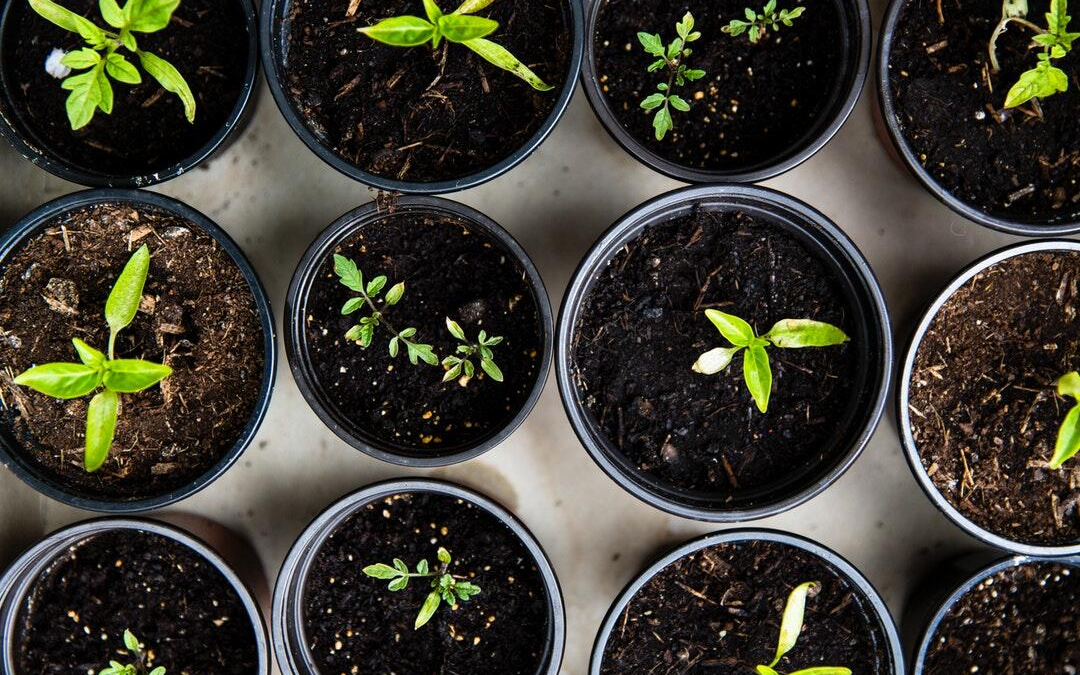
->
xmin=364 ymin=546 xmax=482 ymax=629
xmin=755 ymin=582 xmax=851 ymax=675
xmin=723 ymin=0 xmax=807 ymax=44
xmin=99 ymin=629 xmax=167 ymax=675
xmin=359 ymin=0 xmax=552 ymax=91
xmin=988 ymin=0 xmax=1079 ymax=109
xmin=638 ymin=12 xmax=707 ymax=141
xmin=442 ymin=317 xmax=504 ymax=384
xmin=1049 ymin=371 xmax=1080 ymax=469
xmin=13 ymin=245 xmax=172 ymax=472
xmin=692 ymin=309 xmax=849 ymax=413
xmin=28 ymin=0 xmax=196 ymax=130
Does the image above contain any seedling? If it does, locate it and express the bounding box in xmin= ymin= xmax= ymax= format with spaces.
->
xmin=13 ymin=245 xmax=172 ymax=472
xmin=359 ymin=0 xmax=552 ymax=91
xmin=755 ymin=582 xmax=851 ymax=675
xmin=987 ymin=0 xmax=1079 ymax=109
xmin=333 ymin=254 xmax=437 ymax=366
xmin=28 ymin=0 xmax=196 ymax=130
xmin=363 ymin=546 xmax=482 ymax=629
xmin=99 ymin=629 xmax=167 ymax=675
xmin=441 ymin=317 xmax=504 ymax=384
xmin=692 ymin=309 xmax=849 ymax=413
xmin=638 ymin=12 xmax=707 ymax=141
xmin=723 ymin=0 xmax=807 ymax=44
xmin=1049 ymin=371 xmax=1080 ymax=469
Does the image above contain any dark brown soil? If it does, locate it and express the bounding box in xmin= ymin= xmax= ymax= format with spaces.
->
xmin=922 ymin=561 xmax=1080 ymax=674
xmin=283 ymin=0 xmax=572 ymax=184
xmin=14 ymin=529 xmax=259 ymax=675
xmin=887 ymin=0 xmax=1080 ymax=225
xmin=3 ymin=0 xmax=249 ymax=177
xmin=600 ymin=539 xmax=891 ymax=675
xmin=594 ymin=0 xmax=843 ymax=172
xmin=572 ymin=206 xmax=858 ymax=498
xmin=909 ymin=251 xmax=1080 ymax=546
xmin=303 ymin=491 xmax=550 ymax=675
xmin=0 ymin=203 xmax=265 ymax=501
xmin=304 ymin=210 xmax=542 ymax=455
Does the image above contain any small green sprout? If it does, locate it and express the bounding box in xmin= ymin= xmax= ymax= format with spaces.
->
xmin=13 ymin=245 xmax=172 ymax=472
xmin=99 ymin=629 xmax=167 ymax=675
xmin=638 ymin=12 xmax=707 ymax=141
xmin=988 ymin=0 xmax=1079 ymax=109
xmin=441 ymin=317 xmax=504 ymax=384
xmin=28 ymin=0 xmax=196 ymax=130
xmin=692 ymin=309 xmax=849 ymax=413
xmin=359 ymin=0 xmax=552 ymax=91
xmin=363 ymin=546 xmax=482 ymax=629
xmin=756 ymin=582 xmax=851 ymax=675
xmin=333 ymin=254 xmax=437 ymax=366
xmin=1049 ymin=371 xmax=1080 ymax=469
xmin=723 ymin=0 xmax=806 ymax=44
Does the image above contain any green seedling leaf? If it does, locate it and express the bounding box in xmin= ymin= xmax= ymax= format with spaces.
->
xmin=366 ymin=275 xmax=388 ymax=296
xmin=641 ymin=92 xmax=666 ymax=109
xmin=29 ymin=0 xmax=108 ymax=44
xmin=123 ymin=629 xmax=140 ymax=652
xmin=1050 ymin=371 xmax=1080 ymax=469
xmin=638 ymin=31 xmax=665 ymax=56
xmin=743 ymin=345 xmax=772 ymax=413
xmin=692 ymin=346 xmax=742 ymax=375
xmin=446 ymin=317 xmax=467 ymax=341
xmin=438 ymin=13 xmax=498 ymax=42
xmin=437 ymin=546 xmax=451 ymax=563
xmin=137 ymin=50 xmax=196 ymax=122
xmin=787 ymin=669 xmax=853 ymax=675
xmin=73 ymin=338 xmax=106 ymax=368
xmin=85 ymin=389 xmax=118 ymax=472
xmin=705 ymin=309 xmax=756 ymax=346
xmin=106 ymin=53 xmax=142 ymax=84
xmin=123 ymin=0 xmax=180 ymax=33
xmin=106 ymin=244 xmax=150 ymax=339
xmin=100 ymin=0 xmax=124 ymax=27
xmin=764 ymin=319 xmax=849 ymax=348
xmin=652 ymin=105 xmax=673 ymax=140
xmin=463 ymin=38 xmax=553 ymax=91
xmin=334 ymin=254 xmax=364 ymax=292
xmin=423 ymin=0 xmax=443 ymax=22
xmin=385 ymin=282 xmax=405 ymax=306
xmin=363 ymin=563 xmax=400 ymax=579
xmin=63 ymin=65 xmax=105 ymax=130
xmin=14 ymin=362 xmax=101 ymax=399
xmin=103 ymin=359 xmax=172 ymax=393
xmin=61 ymin=47 xmax=102 ymax=69
xmin=769 ymin=581 xmax=818 ymax=667
xmin=342 ymin=297 xmax=365 ymax=315
xmin=359 ymin=15 xmax=437 ymax=46
xmin=757 ymin=667 xmax=781 ymax=675
xmin=481 ymin=357 xmax=503 ymax=382
xmin=416 ymin=591 xmax=441 ymax=628
xmin=454 ymin=0 xmax=497 ymax=14
xmin=149 ymin=669 xmax=166 ymax=675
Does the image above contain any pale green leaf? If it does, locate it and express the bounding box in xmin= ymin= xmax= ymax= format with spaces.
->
xmin=641 ymin=92 xmax=666 ymax=110
xmin=333 ymin=254 xmax=363 ymax=292
xmin=137 ymin=50 xmax=196 ymax=122
xmin=72 ymin=338 xmax=106 ymax=368
xmin=14 ymin=362 xmax=101 ymax=399
xmin=99 ymin=0 xmax=124 ymax=27
xmin=446 ymin=317 xmax=466 ymax=341
xmin=769 ymin=581 xmax=818 ymax=667
xmin=653 ymin=105 xmax=673 ymax=140
xmin=366 ymin=275 xmax=387 ymax=296
xmin=637 ymin=31 xmax=665 ymax=56
xmin=453 ymin=0 xmax=496 ymax=14
xmin=123 ymin=629 xmax=140 ymax=652
xmin=85 ymin=389 xmax=118 ymax=472
xmin=363 ymin=563 xmax=399 ymax=579
xmin=102 ymin=359 xmax=172 ymax=393
xmin=438 ymin=13 xmax=498 ymax=42
xmin=415 ymin=590 xmax=441 ymax=629
xmin=462 ymin=38 xmax=552 ymax=91
xmin=384 ymin=282 xmax=405 ymax=306
xmin=106 ymin=53 xmax=142 ymax=84
xmin=743 ymin=345 xmax=772 ymax=413
xmin=422 ymin=0 xmax=443 ymax=23
xmin=106 ymin=244 xmax=150 ymax=336
xmin=96 ymin=66 xmax=113 ymax=113
xmin=757 ymin=667 xmax=780 ymax=675
xmin=764 ymin=319 xmax=849 ymax=348
xmin=787 ymin=669 xmax=852 ymax=675
xmin=359 ymin=16 xmax=436 ymax=47
xmin=481 ymin=357 xmax=503 ymax=382
xmin=63 ymin=66 xmax=103 ymax=130
xmin=122 ymin=0 xmax=180 ymax=33
xmin=1060 ymin=372 xmax=1080 ymax=399
xmin=28 ymin=0 xmax=108 ymax=44
xmin=60 ymin=48 xmax=101 ymax=69
xmin=705 ymin=309 xmax=756 ymax=346
xmin=437 ymin=546 xmax=451 ymax=563
xmin=1050 ymin=405 xmax=1080 ymax=470
xmin=342 ymin=297 xmax=365 ymax=315
xmin=692 ymin=346 xmax=741 ymax=375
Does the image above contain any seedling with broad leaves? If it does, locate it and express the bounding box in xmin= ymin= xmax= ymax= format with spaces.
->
xmin=692 ymin=309 xmax=849 ymax=413
xmin=333 ymin=254 xmax=437 ymax=366
xmin=722 ymin=0 xmax=807 ymax=44
xmin=359 ymin=0 xmax=552 ymax=91
xmin=28 ymin=0 xmax=196 ymax=130
xmin=363 ymin=546 xmax=482 ymax=629
xmin=755 ymin=582 xmax=851 ymax=675
xmin=13 ymin=245 xmax=172 ymax=472
xmin=988 ymin=0 xmax=1079 ymax=109
xmin=98 ymin=629 xmax=167 ymax=675
xmin=1049 ymin=371 xmax=1080 ymax=469
xmin=638 ymin=12 xmax=706 ymax=141
xmin=442 ymin=317 xmax=504 ymax=384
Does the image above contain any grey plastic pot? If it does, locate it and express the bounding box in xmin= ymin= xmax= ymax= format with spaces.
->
xmin=271 ymin=478 xmax=566 ymax=675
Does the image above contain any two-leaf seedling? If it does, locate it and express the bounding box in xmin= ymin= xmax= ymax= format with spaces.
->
xmin=756 ymin=582 xmax=851 ymax=675
xmin=98 ymin=629 xmax=167 ymax=675
xmin=1049 ymin=371 xmax=1080 ymax=469
xmin=14 ymin=245 xmax=172 ymax=472
xmin=692 ymin=309 xmax=848 ymax=413
xmin=364 ymin=546 xmax=482 ymax=629
xmin=442 ymin=317 xmax=504 ymax=383
xmin=28 ymin=0 xmax=195 ymax=130
xmin=988 ymin=0 xmax=1079 ymax=108
xmin=723 ymin=0 xmax=807 ymax=44
xmin=359 ymin=0 xmax=552 ymax=91
xmin=638 ymin=12 xmax=707 ymax=141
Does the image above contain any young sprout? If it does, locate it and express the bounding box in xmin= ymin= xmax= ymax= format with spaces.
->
xmin=359 ymin=0 xmax=552 ymax=91
xmin=638 ymin=12 xmax=707 ymax=141
xmin=363 ymin=546 xmax=481 ymax=629
xmin=333 ymin=254 xmax=437 ymax=366
xmin=13 ymin=245 xmax=172 ymax=472
xmin=99 ymin=629 xmax=167 ymax=675
xmin=987 ymin=0 xmax=1079 ymax=109
xmin=755 ymin=582 xmax=851 ymax=675
xmin=441 ymin=317 xmax=504 ymax=384
xmin=692 ymin=310 xmax=848 ymax=413
xmin=1049 ymin=371 xmax=1080 ymax=469
xmin=723 ymin=0 xmax=807 ymax=44
xmin=28 ymin=0 xmax=196 ymax=130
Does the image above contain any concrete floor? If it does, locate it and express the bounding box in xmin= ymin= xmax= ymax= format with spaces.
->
xmin=0 ymin=1 xmax=1059 ymax=669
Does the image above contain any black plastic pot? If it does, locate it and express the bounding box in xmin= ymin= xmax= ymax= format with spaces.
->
xmin=285 ymin=196 xmax=552 ymax=467
xmin=877 ymin=0 xmax=1080 ymax=237
xmin=590 ymin=528 xmax=904 ymax=675
xmin=0 ymin=189 xmax=277 ymax=512
xmin=580 ymin=0 xmax=871 ymax=183
xmin=260 ymin=0 xmax=584 ymax=195
xmin=0 ymin=0 xmax=260 ymax=188
xmin=272 ymin=477 xmax=566 ymax=675
xmin=897 ymin=239 xmax=1080 ymax=557
xmin=0 ymin=517 xmax=272 ymax=674
xmin=556 ymin=184 xmax=892 ymax=521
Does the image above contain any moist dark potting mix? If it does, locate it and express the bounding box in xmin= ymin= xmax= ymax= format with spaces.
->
xmin=600 ymin=540 xmax=890 ymax=675
xmin=594 ymin=0 xmax=842 ymax=172
xmin=909 ymin=251 xmax=1080 ymax=546
xmin=922 ymin=561 xmax=1080 ymax=674
xmin=887 ymin=0 xmax=1080 ymax=224
xmin=572 ymin=206 xmax=858 ymax=497
xmin=303 ymin=491 xmax=550 ymax=675
xmin=13 ymin=529 xmax=259 ymax=675
xmin=0 ymin=203 xmax=265 ymax=500
xmin=304 ymin=210 xmax=542 ymax=454
xmin=4 ymin=0 xmax=249 ymax=177
xmin=283 ymin=0 xmax=573 ymax=183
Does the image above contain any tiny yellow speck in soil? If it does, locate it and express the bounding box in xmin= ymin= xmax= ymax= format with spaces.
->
xmin=382 ymin=509 xmax=391 ymax=518
xmin=694 ymin=91 xmax=704 ymax=100
xmin=422 ymin=410 xmax=433 ymax=419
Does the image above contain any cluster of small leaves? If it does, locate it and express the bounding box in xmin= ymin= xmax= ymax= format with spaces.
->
xmin=755 ymin=582 xmax=851 ymax=675
xmin=99 ymin=630 xmax=166 ymax=675
xmin=988 ymin=0 xmax=1080 ymax=108
xmin=441 ymin=317 xmax=504 ymax=383
xmin=359 ymin=0 xmax=552 ymax=91
xmin=638 ymin=12 xmax=706 ymax=141
xmin=28 ymin=0 xmax=195 ymax=130
xmin=722 ymin=0 xmax=807 ymax=44
xmin=14 ymin=245 xmax=172 ymax=472
xmin=1050 ymin=371 xmax=1080 ymax=469
xmin=692 ymin=309 xmax=849 ymax=413
xmin=364 ymin=547 xmax=482 ymax=629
